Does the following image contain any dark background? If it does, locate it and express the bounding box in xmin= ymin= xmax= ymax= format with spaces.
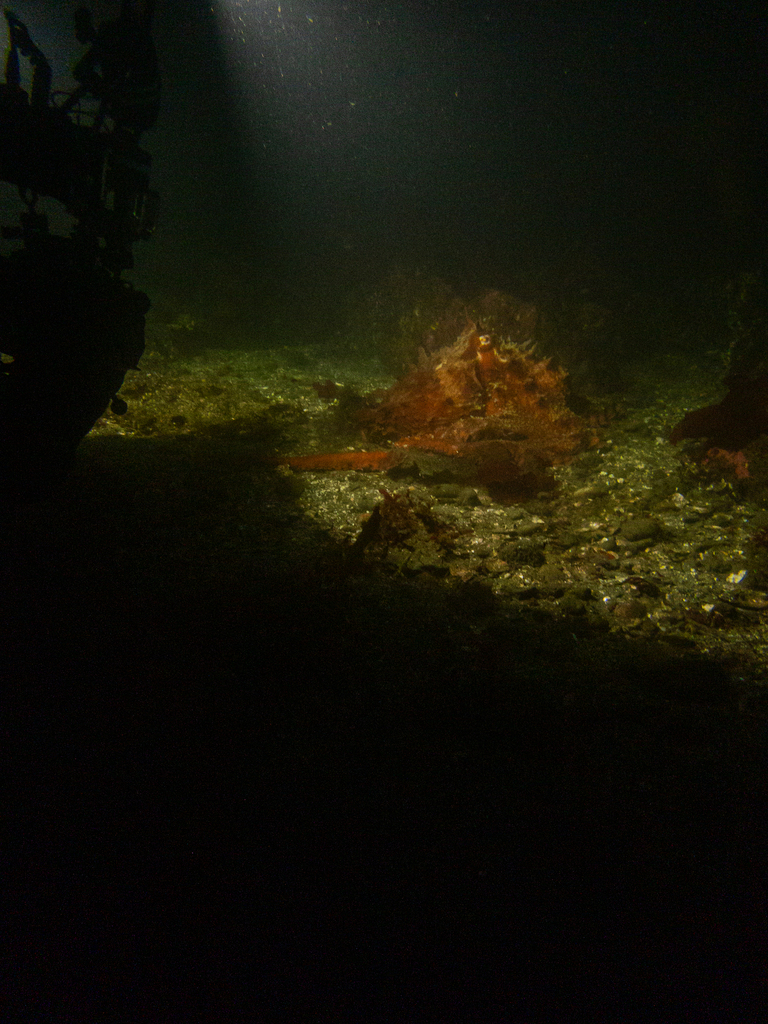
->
xmin=155 ymin=0 xmax=768 ymax=332
xmin=112 ymin=0 xmax=768 ymax=342
xmin=4 ymin=1 xmax=767 ymax=343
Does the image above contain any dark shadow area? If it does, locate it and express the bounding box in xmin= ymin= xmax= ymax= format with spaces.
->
xmin=3 ymin=434 xmax=767 ymax=1022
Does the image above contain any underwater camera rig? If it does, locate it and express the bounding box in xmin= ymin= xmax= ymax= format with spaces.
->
xmin=0 ymin=5 xmax=160 ymax=501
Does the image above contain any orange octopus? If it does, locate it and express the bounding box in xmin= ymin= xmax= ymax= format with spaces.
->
xmin=285 ymin=324 xmax=590 ymax=502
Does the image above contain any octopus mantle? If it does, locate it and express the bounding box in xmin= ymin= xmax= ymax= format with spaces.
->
xmin=285 ymin=325 xmax=589 ymax=502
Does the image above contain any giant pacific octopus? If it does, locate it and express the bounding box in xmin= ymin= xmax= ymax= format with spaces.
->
xmin=285 ymin=324 xmax=591 ymax=502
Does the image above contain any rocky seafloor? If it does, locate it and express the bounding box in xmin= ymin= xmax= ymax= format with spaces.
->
xmin=87 ymin=342 xmax=768 ymax=681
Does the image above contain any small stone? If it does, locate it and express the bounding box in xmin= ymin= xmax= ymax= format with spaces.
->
xmin=574 ymin=483 xmax=610 ymax=498
xmin=498 ymin=539 xmax=547 ymax=567
xmin=456 ymin=487 xmax=481 ymax=507
xmin=612 ymin=598 xmax=649 ymax=620
xmin=431 ymin=483 xmax=463 ymax=501
xmin=620 ymin=517 xmax=661 ymax=543
xmin=517 ymin=521 xmax=546 ymax=537
xmin=555 ymin=531 xmax=580 ymax=549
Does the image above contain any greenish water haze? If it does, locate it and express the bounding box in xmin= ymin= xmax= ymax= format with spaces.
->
xmin=133 ymin=0 xmax=767 ymax=348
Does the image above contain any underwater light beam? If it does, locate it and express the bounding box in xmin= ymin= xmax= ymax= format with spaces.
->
xmin=213 ymin=0 xmax=349 ymax=108
xmin=209 ymin=0 xmax=445 ymax=182
xmin=209 ymin=1 xmax=475 ymax=271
